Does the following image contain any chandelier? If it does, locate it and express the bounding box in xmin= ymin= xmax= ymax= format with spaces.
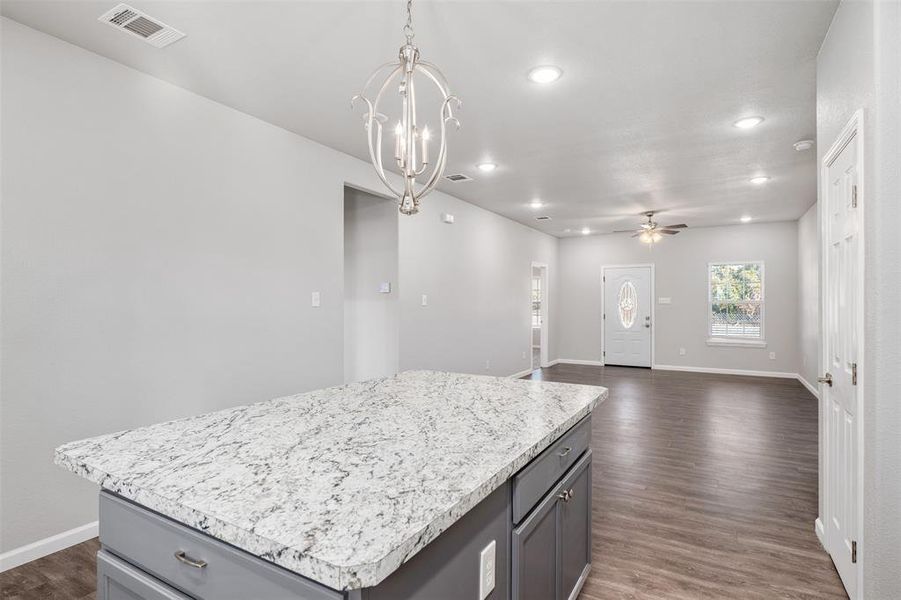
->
xmin=352 ymin=0 xmax=461 ymax=215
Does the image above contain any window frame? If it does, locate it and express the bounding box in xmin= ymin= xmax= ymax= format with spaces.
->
xmin=706 ymin=261 xmax=766 ymax=347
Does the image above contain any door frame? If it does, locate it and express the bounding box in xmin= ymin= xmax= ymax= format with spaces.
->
xmin=600 ymin=264 xmax=655 ymax=368
xmin=817 ymin=108 xmax=865 ymax=600
xmin=531 ymin=262 xmax=550 ymax=369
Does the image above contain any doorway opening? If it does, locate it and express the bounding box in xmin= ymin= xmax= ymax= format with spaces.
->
xmin=531 ymin=263 xmax=549 ymax=370
xmin=343 ymin=186 xmax=399 ymax=384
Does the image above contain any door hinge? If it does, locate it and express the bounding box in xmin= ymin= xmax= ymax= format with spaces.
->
xmin=852 ymin=185 xmax=858 ymax=208
xmin=852 ymin=540 xmax=858 ymax=563
xmin=852 ymin=362 xmax=858 ymax=385
xmin=602 ymin=351 xmax=606 ymax=357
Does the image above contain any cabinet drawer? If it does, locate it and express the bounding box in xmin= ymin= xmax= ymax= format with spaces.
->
xmin=97 ymin=550 xmax=190 ymax=600
xmin=99 ymin=492 xmax=342 ymax=600
xmin=512 ymin=415 xmax=591 ymax=523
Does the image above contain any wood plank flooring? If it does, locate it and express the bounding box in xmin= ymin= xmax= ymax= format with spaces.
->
xmin=527 ymin=363 xmax=846 ymax=600
xmin=0 ymin=365 xmax=846 ymax=599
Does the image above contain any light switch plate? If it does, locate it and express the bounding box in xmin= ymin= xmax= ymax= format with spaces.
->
xmin=658 ymin=297 xmax=672 ymax=305
xmin=311 ymin=292 xmax=321 ymax=308
xmin=378 ymin=282 xmax=391 ymax=294
xmin=421 ymin=294 xmax=428 ymax=307
xmin=478 ymin=539 xmax=496 ymax=600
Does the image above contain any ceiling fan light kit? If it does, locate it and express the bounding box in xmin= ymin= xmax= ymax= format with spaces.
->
xmin=352 ymin=0 xmax=461 ymax=215
xmin=615 ymin=211 xmax=688 ymax=245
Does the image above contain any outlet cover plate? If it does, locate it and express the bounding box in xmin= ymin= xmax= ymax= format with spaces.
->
xmin=478 ymin=540 xmax=496 ymax=599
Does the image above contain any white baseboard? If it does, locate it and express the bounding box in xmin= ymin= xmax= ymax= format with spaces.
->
xmin=815 ymin=518 xmax=826 ymax=549
xmin=797 ymin=375 xmax=820 ymax=399
xmin=554 ymin=359 xmax=604 ymax=367
xmin=509 ymin=368 xmax=535 ymax=379
xmin=0 ymin=521 xmax=98 ymax=572
xmin=652 ymin=364 xmax=798 ymax=379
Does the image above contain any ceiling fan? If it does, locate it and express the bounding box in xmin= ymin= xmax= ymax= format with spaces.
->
xmin=614 ymin=211 xmax=688 ymax=244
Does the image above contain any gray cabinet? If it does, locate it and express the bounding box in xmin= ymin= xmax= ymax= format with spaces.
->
xmin=512 ymin=450 xmax=592 ymax=600
xmin=97 ymin=550 xmax=190 ymax=600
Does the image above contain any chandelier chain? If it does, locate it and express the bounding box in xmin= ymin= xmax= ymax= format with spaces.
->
xmin=403 ymin=0 xmax=415 ymax=43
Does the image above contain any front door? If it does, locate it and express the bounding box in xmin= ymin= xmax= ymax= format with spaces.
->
xmin=822 ymin=118 xmax=862 ymax=598
xmin=603 ymin=266 xmax=652 ymax=367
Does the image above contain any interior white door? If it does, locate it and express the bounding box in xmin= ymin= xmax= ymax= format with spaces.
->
xmin=603 ymin=266 xmax=652 ymax=367
xmin=822 ymin=125 xmax=861 ymax=597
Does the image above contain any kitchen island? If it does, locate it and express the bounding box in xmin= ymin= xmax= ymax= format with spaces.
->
xmin=56 ymin=370 xmax=606 ymax=600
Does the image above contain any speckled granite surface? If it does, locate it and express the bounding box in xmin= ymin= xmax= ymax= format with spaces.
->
xmin=56 ymin=370 xmax=605 ymax=590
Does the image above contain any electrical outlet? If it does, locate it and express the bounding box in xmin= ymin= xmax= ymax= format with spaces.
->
xmin=485 ymin=359 xmax=491 ymax=370
xmin=478 ymin=540 xmax=496 ymax=600
xmin=311 ymin=292 xmax=321 ymax=308
xmin=769 ymin=352 xmax=776 ymax=360
xmin=521 ymin=351 xmax=526 ymax=360
xmin=679 ymin=348 xmax=686 ymax=356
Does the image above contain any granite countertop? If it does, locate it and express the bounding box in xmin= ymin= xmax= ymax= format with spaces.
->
xmin=55 ymin=370 xmax=606 ymax=590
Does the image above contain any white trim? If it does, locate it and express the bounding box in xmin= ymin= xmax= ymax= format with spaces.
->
xmin=554 ymin=359 xmax=604 ymax=366
xmin=707 ymin=260 xmax=766 ymax=341
xmin=652 ymin=364 xmax=797 ymax=379
xmin=509 ymin=368 xmax=534 ymax=379
xmin=705 ymin=337 xmax=767 ymax=348
xmin=601 ymin=264 xmax=655 ymax=368
xmin=820 ymin=108 xmax=865 ymax=600
xmin=815 ymin=518 xmax=827 ymax=549
xmin=0 ymin=521 xmax=98 ymax=572
xmin=798 ymin=375 xmax=820 ymax=400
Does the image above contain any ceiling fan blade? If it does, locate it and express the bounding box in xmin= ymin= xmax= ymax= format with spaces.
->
xmin=662 ymin=223 xmax=688 ymax=229
xmin=630 ymin=233 xmax=641 ymax=238
xmin=613 ymin=229 xmax=639 ymax=233
xmin=659 ymin=229 xmax=681 ymax=234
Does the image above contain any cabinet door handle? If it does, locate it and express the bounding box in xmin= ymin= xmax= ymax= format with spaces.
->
xmin=558 ymin=446 xmax=572 ymax=458
xmin=174 ymin=550 xmax=207 ymax=569
xmin=557 ymin=488 xmax=574 ymax=502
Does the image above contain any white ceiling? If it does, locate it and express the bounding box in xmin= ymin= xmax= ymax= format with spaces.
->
xmin=2 ymin=0 xmax=837 ymax=236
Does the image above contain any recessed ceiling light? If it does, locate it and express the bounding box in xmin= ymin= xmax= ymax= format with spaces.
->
xmin=741 ymin=216 xmax=753 ymax=223
xmin=529 ymin=199 xmax=544 ymax=209
xmin=527 ymin=65 xmax=563 ymax=84
xmin=476 ymin=162 xmax=497 ymax=173
xmin=563 ymin=228 xmax=572 ymax=233
xmin=793 ymin=139 xmax=815 ymax=151
xmin=581 ymin=227 xmax=591 ymax=235
xmin=733 ymin=116 xmax=764 ymax=129
xmin=750 ymin=176 xmax=770 ymax=185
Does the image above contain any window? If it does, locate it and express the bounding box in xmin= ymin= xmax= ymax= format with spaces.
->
xmin=531 ymin=276 xmax=542 ymax=328
xmin=708 ymin=262 xmax=764 ymax=342
xmin=618 ymin=281 xmax=637 ymax=329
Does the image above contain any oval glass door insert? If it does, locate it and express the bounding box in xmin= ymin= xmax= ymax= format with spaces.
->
xmin=618 ymin=281 xmax=637 ymax=328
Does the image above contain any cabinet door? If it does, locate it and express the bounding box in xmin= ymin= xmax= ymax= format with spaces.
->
xmin=512 ymin=488 xmax=559 ymax=600
xmin=558 ymin=451 xmax=592 ymax=600
xmin=98 ymin=550 xmax=190 ymax=600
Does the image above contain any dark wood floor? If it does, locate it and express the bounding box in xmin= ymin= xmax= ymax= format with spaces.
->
xmin=1 ymin=365 xmax=846 ymax=599
xmin=527 ymin=363 xmax=846 ymax=600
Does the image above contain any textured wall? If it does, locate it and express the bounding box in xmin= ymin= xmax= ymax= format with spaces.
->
xmin=0 ymin=18 xmax=558 ymax=552
xmin=557 ymin=222 xmax=801 ymax=374
xmin=817 ymin=0 xmax=901 ymax=595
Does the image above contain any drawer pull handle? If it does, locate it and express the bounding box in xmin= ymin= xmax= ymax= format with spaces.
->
xmin=558 ymin=446 xmax=572 ymax=458
xmin=174 ymin=550 xmax=207 ymax=569
xmin=557 ymin=488 xmax=575 ymax=502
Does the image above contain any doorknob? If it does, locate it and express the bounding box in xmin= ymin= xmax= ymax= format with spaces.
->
xmin=644 ymin=316 xmax=651 ymax=328
xmin=818 ymin=373 xmax=833 ymax=387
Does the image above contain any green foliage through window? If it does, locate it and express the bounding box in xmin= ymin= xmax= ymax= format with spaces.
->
xmin=709 ymin=263 xmax=763 ymax=338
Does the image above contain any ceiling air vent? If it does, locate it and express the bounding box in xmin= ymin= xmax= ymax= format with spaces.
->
xmin=535 ymin=216 xmax=552 ymax=221
xmin=444 ymin=174 xmax=473 ymax=182
xmin=99 ymin=4 xmax=185 ymax=48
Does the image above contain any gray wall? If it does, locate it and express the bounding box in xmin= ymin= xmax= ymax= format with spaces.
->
xmin=817 ymin=0 xmax=901 ymax=596
xmin=557 ymin=222 xmax=801 ymax=374
xmin=0 ymin=18 xmax=558 ymax=552
xmin=797 ymin=204 xmax=819 ymax=390
xmin=343 ymin=188 xmax=399 ymax=383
